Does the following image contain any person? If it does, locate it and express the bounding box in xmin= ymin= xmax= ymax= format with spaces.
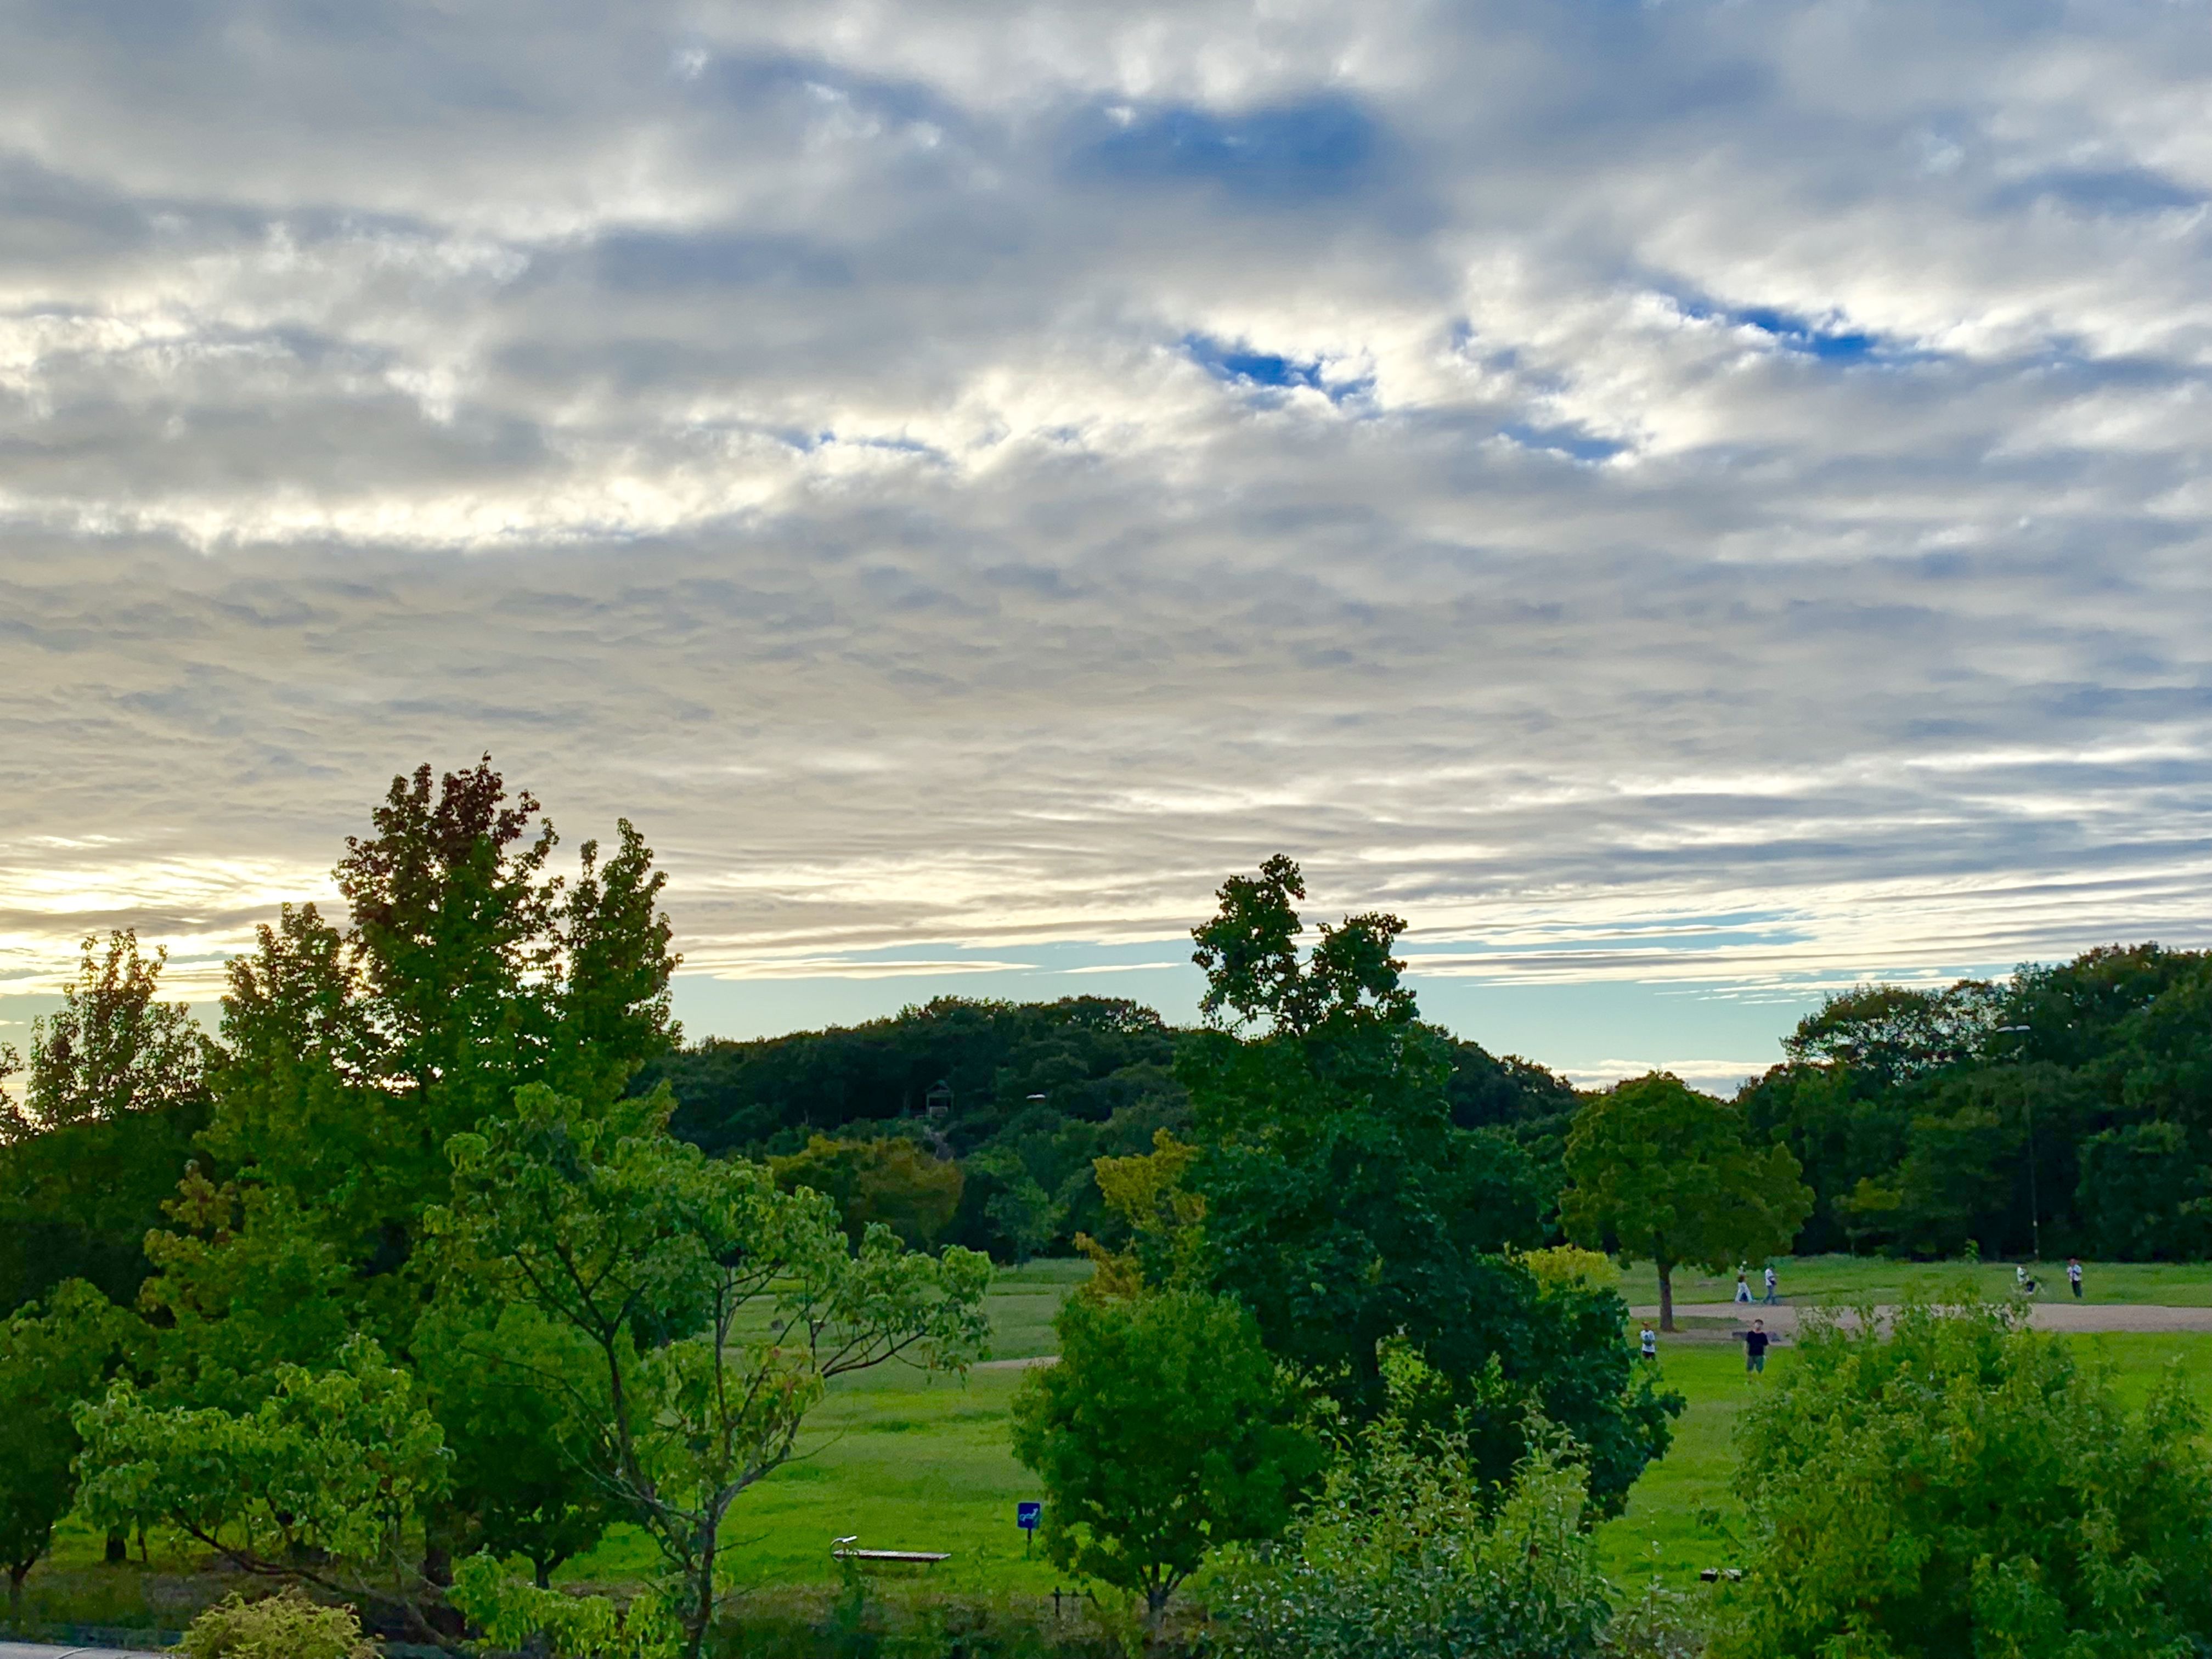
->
xmin=1742 ymin=1319 xmax=1770 ymax=1374
xmin=2015 ymin=1263 xmax=2040 ymax=1296
xmin=1640 ymin=1321 xmax=1658 ymax=1362
xmin=2068 ymin=1257 xmax=2084 ymax=1299
xmin=1762 ymin=1263 xmax=1779 ymax=1305
xmin=1734 ymin=1269 xmax=1752 ymax=1304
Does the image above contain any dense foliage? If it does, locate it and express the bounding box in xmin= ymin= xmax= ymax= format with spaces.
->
xmin=634 ymin=993 xmax=1578 ymax=1263
xmin=1561 ymin=1074 xmax=1812 ymax=1330
xmin=178 ymin=1588 xmax=375 ymax=1659
xmin=1742 ymin=945 xmax=2212 ymax=1260
xmin=1720 ymin=1291 xmax=2212 ymax=1658
xmin=1213 ymin=1352 xmax=1614 ymax=1659
xmin=1010 ymin=1287 xmax=1323 ymax=1633
xmin=1179 ymin=857 xmax=1681 ymax=1516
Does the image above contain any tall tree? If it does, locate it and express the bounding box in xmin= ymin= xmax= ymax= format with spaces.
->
xmin=1560 ymin=1073 xmax=1812 ymax=1331
xmin=8 ymin=930 xmax=205 ymax=1139
xmin=1180 ymin=857 xmax=1679 ymax=1515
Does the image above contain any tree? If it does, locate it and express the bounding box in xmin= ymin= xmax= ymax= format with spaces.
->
xmin=74 ymin=1336 xmax=452 ymax=1639
xmin=1718 ymin=1292 xmax=2212 ymax=1658
xmin=193 ymin=759 xmax=681 ymax=1327
xmin=768 ymin=1135 xmax=964 ymax=1249
xmin=1179 ymin=858 xmax=1678 ymax=1513
xmin=1561 ymin=1073 xmax=1811 ymax=1331
xmin=427 ymin=1084 xmax=990 ymax=1659
xmin=0 ymin=1280 xmax=132 ymax=1629
xmin=1009 ymin=1288 xmax=1322 ymax=1640
xmin=7 ymin=930 xmax=205 ymax=1139
xmin=411 ymin=1299 xmax=628 ymax=1589
xmin=1782 ymin=981 xmax=1999 ymax=1088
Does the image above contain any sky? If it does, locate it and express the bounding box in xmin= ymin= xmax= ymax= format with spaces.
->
xmin=3 ymin=1 xmax=2211 ymax=1094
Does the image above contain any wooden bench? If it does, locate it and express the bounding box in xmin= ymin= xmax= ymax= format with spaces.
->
xmin=833 ymin=1537 xmax=949 ymax=1566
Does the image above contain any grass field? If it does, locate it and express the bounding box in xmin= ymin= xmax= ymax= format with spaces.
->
xmin=26 ymin=1254 xmax=2212 ymax=1627
xmin=568 ymin=1255 xmax=2212 ymax=1597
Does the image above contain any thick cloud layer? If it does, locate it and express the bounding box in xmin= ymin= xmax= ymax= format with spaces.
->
xmin=3 ymin=2 xmax=2209 ymax=1075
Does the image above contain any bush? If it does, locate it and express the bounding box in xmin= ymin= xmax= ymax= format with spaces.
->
xmin=1717 ymin=1290 xmax=2212 ymax=1658
xmin=1212 ymin=1351 xmax=1613 ymax=1659
xmin=177 ymin=1588 xmax=372 ymax=1659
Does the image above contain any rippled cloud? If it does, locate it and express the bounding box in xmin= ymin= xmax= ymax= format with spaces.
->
xmin=2 ymin=1 xmax=2209 ymax=1078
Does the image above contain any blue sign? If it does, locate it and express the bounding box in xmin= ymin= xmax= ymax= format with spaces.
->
xmin=1018 ymin=1502 xmax=1042 ymax=1532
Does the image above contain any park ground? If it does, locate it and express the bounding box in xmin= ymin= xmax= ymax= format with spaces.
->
xmin=22 ymin=1255 xmax=2212 ymax=1630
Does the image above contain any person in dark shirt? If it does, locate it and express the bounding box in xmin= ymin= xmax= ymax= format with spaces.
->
xmin=1742 ymin=1319 xmax=1770 ymax=1373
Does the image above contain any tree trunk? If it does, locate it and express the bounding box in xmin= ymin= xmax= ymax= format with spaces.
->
xmin=103 ymin=1528 xmax=127 ymax=1566
xmin=683 ymin=1524 xmax=718 ymax=1659
xmin=1658 ymin=1257 xmax=1676 ymax=1333
xmin=9 ymin=1562 xmax=27 ymax=1634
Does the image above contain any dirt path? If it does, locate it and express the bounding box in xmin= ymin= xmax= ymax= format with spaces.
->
xmin=0 ymin=1643 xmax=168 ymax=1658
xmin=1633 ymin=1301 xmax=2212 ymax=1337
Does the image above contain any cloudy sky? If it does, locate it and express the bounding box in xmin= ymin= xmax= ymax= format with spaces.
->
xmin=3 ymin=1 xmax=2210 ymax=1090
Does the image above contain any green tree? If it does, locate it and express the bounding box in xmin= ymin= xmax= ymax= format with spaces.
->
xmin=1561 ymin=1073 xmax=1811 ymax=1331
xmin=1010 ymin=1287 xmax=1322 ymax=1640
xmin=0 ymin=1280 xmax=132 ymax=1628
xmin=1719 ymin=1291 xmax=2212 ymax=1658
xmin=1179 ymin=858 xmax=1678 ymax=1513
xmin=427 ymin=1085 xmax=990 ymax=1659
xmin=768 ymin=1135 xmax=964 ymax=1249
xmin=9 ymin=930 xmax=206 ymax=1138
xmin=75 ymin=1336 xmax=452 ymax=1639
xmin=412 ymin=1299 xmax=628 ymax=1588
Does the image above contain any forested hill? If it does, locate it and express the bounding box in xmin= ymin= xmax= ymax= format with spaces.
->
xmin=1745 ymin=943 xmax=2212 ymax=1262
xmin=629 ymin=995 xmax=1581 ymax=1261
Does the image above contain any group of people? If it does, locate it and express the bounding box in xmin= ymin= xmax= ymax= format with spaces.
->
xmin=1634 ymin=1257 xmax=2093 ymax=1376
xmin=2015 ymin=1257 xmax=2087 ymax=1298
xmin=1732 ymin=1263 xmax=1781 ymax=1304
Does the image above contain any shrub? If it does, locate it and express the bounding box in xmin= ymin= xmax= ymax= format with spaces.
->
xmin=1717 ymin=1290 xmax=2212 ymax=1658
xmin=177 ymin=1587 xmax=372 ymax=1659
xmin=1212 ymin=1351 xmax=1613 ymax=1659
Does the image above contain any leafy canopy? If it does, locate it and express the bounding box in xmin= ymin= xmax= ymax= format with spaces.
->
xmin=1179 ymin=857 xmax=1680 ymax=1514
xmin=1560 ymin=1071 xmax=1811 ymax=1325
xmin=0 ymin=1279 xmax=133 ymax=1615
xmin=1009 ymin=1286 xmax=1323 ymax=1629
xmin=428 ymin=1084 xmax=991 ymax=1659
xmin=75 ymin=1336 xmax=452 ymax=1634
xmin=1719 ymin=1291 xmax=2212 ymax=1659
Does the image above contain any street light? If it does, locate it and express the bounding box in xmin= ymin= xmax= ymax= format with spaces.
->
xmin=1990 ymin=1025 xmax=2039 ymax=1260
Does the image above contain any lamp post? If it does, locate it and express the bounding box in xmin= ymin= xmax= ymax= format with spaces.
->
xmin=1990 ymin=1025 xmax=2038 ymax=1260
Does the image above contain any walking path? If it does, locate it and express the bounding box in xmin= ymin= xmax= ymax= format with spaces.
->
xmin=0 ymin=1643 xmax=168 ymax=1658
xmin=1635 ymin=1301 xmax=2212 ymax=1336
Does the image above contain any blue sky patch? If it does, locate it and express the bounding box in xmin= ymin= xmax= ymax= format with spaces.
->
xmin=1500 ymin=422 xmax=1627 ymax=462
xmin=1075 ymin=94 xmax=1383 ymax=201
